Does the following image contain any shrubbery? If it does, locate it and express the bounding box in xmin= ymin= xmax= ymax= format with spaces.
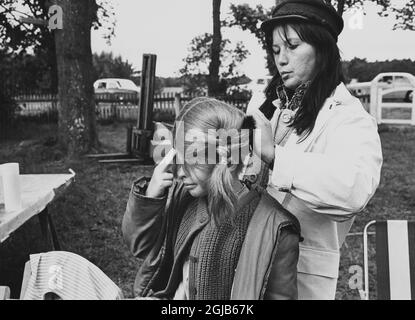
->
xmin=0 ymin=90 xmax=17 ymax=140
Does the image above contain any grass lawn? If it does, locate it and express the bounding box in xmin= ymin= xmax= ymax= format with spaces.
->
xmin=0 ymin=121 xmax=414 ymax=299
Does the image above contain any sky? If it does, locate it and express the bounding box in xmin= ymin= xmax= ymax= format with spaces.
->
xmin=91 ymin=0 xmax=415 ymax=79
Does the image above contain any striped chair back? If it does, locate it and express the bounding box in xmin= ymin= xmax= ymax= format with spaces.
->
xmin=22 ymin=251 xmax=124 ymax=300
xmin=376 ymin=220 xmax=415 ymax=300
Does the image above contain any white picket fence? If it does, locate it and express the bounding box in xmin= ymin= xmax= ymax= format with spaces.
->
xmin=14 ymin=94 xmax=58 ymax=118
xmin=13 ymin=93 xmax=180 ymax=120
xmin=17 ymin=92 xmax=398 ymax=124
xmin=12 ymin=93 xmax=249 ymax=122
xmin=358 ymin=94 xmax=370 ymax=113
xmin=96 ymin=102 xmax=175 ymax=121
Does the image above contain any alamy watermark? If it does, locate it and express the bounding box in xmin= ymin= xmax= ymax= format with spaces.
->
xmin=151 ymin=121 xmax=262 ymax=174
xmin=48 ymin=5 xmax=63 ymax=31
xmin=348 ymin=264 xmax=367 ymax=299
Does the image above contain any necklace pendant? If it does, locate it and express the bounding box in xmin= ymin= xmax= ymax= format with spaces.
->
xmin=281 ymin=109 xmax=293 ymax=123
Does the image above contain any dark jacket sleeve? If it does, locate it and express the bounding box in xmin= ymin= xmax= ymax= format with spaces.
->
xmin=264 ymin=226 xmax=300 ymax=300
xmin=122 ymin=179 xmax=168 ymax=261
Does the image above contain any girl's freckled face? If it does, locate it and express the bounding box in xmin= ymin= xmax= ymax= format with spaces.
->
xmin=176 ymin=151 xmax=211 ymax=198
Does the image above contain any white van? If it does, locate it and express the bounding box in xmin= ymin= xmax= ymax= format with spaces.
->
xmin=93 ymin=78 xmax=140 ymax=94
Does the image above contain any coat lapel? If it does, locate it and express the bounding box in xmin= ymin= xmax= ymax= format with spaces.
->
xmin=249 ymin=83 xmax=354 ymax=153
xmin=270 ymin=99 xmax=282 ymax=135
xmin=286 ymin=83 xmax=355 ymax=152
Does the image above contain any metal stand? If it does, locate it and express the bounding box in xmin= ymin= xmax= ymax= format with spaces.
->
xmin=38 ymin=207 xmax=61 ymax=251
xmin=86 ymin=54 xmax=158 ymax=165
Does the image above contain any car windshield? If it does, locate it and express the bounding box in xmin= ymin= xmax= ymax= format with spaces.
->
xmin=394 ymin=76 xmax=411 ymax=86
xmin=118 ymin=80 xmax=137 ymax=90
xmin=107 ymin=81 xmax=119 ymax=89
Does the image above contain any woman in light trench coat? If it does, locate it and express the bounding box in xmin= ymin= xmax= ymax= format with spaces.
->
xmin=244 ymin=0 xmax=383 ymax=299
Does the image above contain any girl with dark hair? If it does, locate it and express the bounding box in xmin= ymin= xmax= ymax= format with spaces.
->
xmin=245 ymin=0 xmax=383 ymax=299
xmin=122 ymin=97 xmax=301 ymax=300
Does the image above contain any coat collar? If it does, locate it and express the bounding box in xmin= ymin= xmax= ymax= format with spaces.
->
xmin=312 ymin=82 xmax=352 ymax=135
xmin=269 ymin=82 xmax=353 ymax=149
xmin=194 ymin=187 xmax=261 ymax=226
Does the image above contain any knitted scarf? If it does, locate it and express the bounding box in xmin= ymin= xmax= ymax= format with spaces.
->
xmin=174 ymin=193 xmax=261 ymax=300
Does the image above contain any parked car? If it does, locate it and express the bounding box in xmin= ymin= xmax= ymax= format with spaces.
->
xmin=381 ymin=89 xmax=413 ymax=103
xmin=246 ymin=76 xmax=273 ymax=94
xmin=93 ymin=78 xmax=140 ymax=94
xmin=346 ymin=80 xmax=371 ymax=96
xmin=404 ymin=90 xmax=413 ymax=103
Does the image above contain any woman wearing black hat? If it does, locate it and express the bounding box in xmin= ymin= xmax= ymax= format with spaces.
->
xmin=245 ymin=0 xmax=383 ymax=299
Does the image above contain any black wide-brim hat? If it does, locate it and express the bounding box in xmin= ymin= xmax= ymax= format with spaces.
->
xmin=261 ymin=0 xmax=344 ymax=40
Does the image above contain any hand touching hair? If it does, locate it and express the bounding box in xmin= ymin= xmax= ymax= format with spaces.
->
xmin=174 ymin=98 xmax=256 ymax=226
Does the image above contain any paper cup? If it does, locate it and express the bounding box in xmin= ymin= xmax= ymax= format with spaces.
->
xmin=0 ymin=163 xmax=22 ymax=212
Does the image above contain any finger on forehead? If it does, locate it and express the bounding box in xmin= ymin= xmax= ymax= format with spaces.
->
xmin=159 ymin=148 xmax=177 ymax=170
xmin=161 ymin=172 xmax=174 ymax=180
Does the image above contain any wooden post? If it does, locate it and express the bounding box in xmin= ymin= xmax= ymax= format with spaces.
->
xmin=173 ymin=93 xmax=182 ymax=119
xmin=126 ymin=125 xmax=133 ymax=154
xmin=130 ymin=54 xmax=157 ymax=163
xmin=138 ymin=54 xmax=157 ymax=130
xmin=412 ymin=96 xmax=415 ymax=126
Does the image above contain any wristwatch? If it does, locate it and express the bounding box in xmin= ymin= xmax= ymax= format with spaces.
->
xmin=133 ymin=176 xmax=151 ymax=195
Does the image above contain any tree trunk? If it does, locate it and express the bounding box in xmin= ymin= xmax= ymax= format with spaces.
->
xmin=337 ymin=0 xmax=345 ymax=16
xmin=53 ymin=0 xmax=99 ymax=158
xmin=208 ymin=0 xmax=222 ymax=96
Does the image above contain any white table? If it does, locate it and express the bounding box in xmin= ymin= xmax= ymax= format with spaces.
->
xmin=0 ymin=171 xmax=75 ymax=249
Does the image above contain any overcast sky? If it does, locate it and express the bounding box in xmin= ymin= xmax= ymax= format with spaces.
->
xmin=91 ymin=0 xmax=415 ymax=79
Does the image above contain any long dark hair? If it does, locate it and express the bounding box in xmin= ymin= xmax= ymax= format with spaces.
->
xmin=265 ymin=21 xmax=345 ymax=136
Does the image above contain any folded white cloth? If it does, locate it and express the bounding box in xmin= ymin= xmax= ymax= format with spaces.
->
xmin=22 ymin=251 xmax=124 ymax=300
